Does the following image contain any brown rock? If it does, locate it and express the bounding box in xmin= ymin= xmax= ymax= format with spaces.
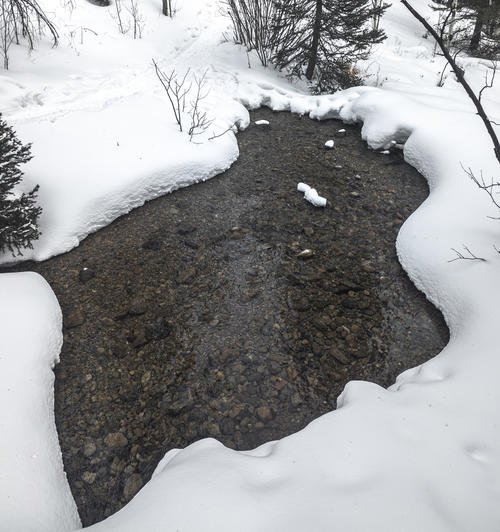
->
xmin=256 ymin=406 xmax=273 ymax=422
xmin=82 ymin=471 xmax=96 ymax=484
xmin=330 ymin=346 xmax=350 ymax=364
xmin=64 ymin=310 xmax=84 ymax=329
xmin=128 ymin=297 xmax=147 ymax=315
xmin=104 ymin=432 xmax=128 ymax=449
xmin=123 ymin=473 xmax=143 ymax=500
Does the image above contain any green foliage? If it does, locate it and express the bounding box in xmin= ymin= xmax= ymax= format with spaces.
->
xmin=272 ymin=0 xmax=387 ymax=93
xmin=0 ymin=115 xmax=42 ymax=256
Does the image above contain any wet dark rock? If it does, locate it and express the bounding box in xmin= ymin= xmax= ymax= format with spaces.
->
xmin=330 ymin=346 xmax=350 ymax=364
xmin=145 ymin=319 xmax=171 ymax=341
xmin=177 ymin=223 xmax=197 ymax=235
xmin=177 ymin=267 xmax=196 ymax=284
xmin=111 ymin=340 xmax=131 ymax=358
xmin=141 ymin=239 xmax=161 ymax=251
xmin=161 ymin=388 xmax=194 ymax=416
xmin=130 ymin=329 xmax=147 ymax=348
xmin=64 ymin=310 xmax=84 ymax=329
xmin=128 ymin=298 xmax=147 ymax=316
xmin=287 ymin=294 xmax=310 ymax=311
xmin=79 ymin=268 xmax=95 ymax=283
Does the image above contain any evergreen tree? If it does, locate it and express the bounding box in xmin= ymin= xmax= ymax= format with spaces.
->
xmin=0 ymin=114 xmax=41 ymax=256
xmin=431 ymin=0 xmax=500 ymax=57
xmin=272 ymin=0 xmax=387 ymax=93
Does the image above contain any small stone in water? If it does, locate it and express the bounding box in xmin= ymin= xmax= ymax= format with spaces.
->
xmin=79 ymin=267 xmax=95 ymax=283
xmin=297 ymin=249 xmax=314 ymax=259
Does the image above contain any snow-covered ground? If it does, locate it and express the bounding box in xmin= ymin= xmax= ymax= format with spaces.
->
xmin=2 ymin=0 xmax=500 ymax=530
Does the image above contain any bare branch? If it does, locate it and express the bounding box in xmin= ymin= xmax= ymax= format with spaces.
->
xmin=401 ymin=0 xmax=500 ymax=166
xmin=448 ymin=245 xmax=487 ymax=262
xmin=208 ymin=123 xmax=238 ymax=141
xmin=152 ymin=60 xmax=191 ymax=132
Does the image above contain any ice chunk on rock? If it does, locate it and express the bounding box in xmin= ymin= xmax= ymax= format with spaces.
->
xmin=297 ymin=182 xmax=327 ymax=207
xmin=324 ymin=140 xmax=334 ymax=149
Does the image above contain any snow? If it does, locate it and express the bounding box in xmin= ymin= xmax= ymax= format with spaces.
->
xmin=0 ymin=273 xmax=81 ymax=532
xmin=324 ymin=139 xmax=334 ymax=148
xmin=297 ymin=182 xmax=327 ymax=207
xmin=2 ymin=0 xmax=500 ymax=530
xmin=255 ymin=119 xmax=270 ymax=125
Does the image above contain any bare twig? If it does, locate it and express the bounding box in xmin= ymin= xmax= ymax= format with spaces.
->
xmin=188 ymin=70 xmax=213 ymax=141
xmin=478 ymin=61 xmax=497 ymax=102
xmin=127 ymin=0 xmax=144 ymax=39
xmin=448 ymin=245 xmax=487 ymax=262
xmin=462 ymin=164 xmax=500 ymax=218
xmin=152 ymin=59 xmax=191 ymax=132
xmin=0 ymin=0 xmax=58 ymax=69
xmin=113 ymin=0 xmax=127 ymax=34
xmin=208 ymin=123 xmax=238 ymax=141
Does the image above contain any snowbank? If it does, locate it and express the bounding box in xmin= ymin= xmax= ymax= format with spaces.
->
xmin=0 ymin=273 xmax=81 ymax=532
xmin=2 ymin=0 xmax=500 ymax=530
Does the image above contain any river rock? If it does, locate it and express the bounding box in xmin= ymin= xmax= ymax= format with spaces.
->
xmin=64 ymin=310 xmax=84 ymax=329
xmin=123 ymin=473 xmax=143 ymax=500
xmin=104 ymin=432 xmax=128 ymax=449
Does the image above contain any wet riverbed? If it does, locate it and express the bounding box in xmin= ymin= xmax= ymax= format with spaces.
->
xmin=4 ymin=108 xmax=448 ymax=525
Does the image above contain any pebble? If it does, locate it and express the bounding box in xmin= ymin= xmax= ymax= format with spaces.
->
xmin=64 ymin=310 xmax=84 ymax=329
xmin=79 ymin=268 xmax=95 ymax=283
xmin=83 ymin=442 xmax=97 ymax=457
xmin=104 ymin=432 xmax=128 ymax=449
xmin=123 ymin=474 xmax=143 ymax=500
xmin=82 ymin=471 xmax=97 ymax=484
xmin=128 ymin=297 xmax=147 ymax=315
xmin=256 ymin=406 xmax=273 ymax=422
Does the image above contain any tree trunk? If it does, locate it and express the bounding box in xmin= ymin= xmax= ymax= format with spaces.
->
xmin=469 ymin=13 xmax=483 ymax=52
xmin=162 ymin=0 xmax=171 ymax=16
xmin=305 ymin=0 xmax=322 ymax=80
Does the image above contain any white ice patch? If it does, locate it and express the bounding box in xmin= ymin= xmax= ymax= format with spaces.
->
xmin=297 ymin=182 xmax=327 ymax=207
xmin=255 ymin=120 xmax=270 ymax=126
xmin=324 ymin=140 xmax=334 ymax=148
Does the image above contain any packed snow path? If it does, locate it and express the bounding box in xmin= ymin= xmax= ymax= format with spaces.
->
xmin=5 ymin=110 xmax=447 ymax=525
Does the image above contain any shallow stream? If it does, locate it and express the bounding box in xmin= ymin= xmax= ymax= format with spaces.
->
xmin=5 ymin=108 xmax=448 ymax=525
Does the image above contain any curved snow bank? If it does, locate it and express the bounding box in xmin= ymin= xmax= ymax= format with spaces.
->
xmin=83 ymin=85 xmax=500 ymax=531
xmin=0 ymin=273 xmax=81 ymax=531
xmin=3 ymin=0 xmax=500 ymax=529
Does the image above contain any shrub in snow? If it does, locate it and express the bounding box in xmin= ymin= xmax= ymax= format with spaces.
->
xmin=0 ymin=0 xmax=58 ymax=69
xmin=223 ymin=0 xmax=277 ymax=67
xmin=0 ymin=115 xmax=42 ymax=256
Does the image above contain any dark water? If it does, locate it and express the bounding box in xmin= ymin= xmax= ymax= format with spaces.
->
xmin=3 ymin=108 xmax=449 ymax=525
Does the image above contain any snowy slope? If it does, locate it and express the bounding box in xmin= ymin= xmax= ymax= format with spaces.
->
xmin=2 ymin=0 xmax=500 ymax=530
xmin=0 ymin=273 xmax=80 ymax=532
